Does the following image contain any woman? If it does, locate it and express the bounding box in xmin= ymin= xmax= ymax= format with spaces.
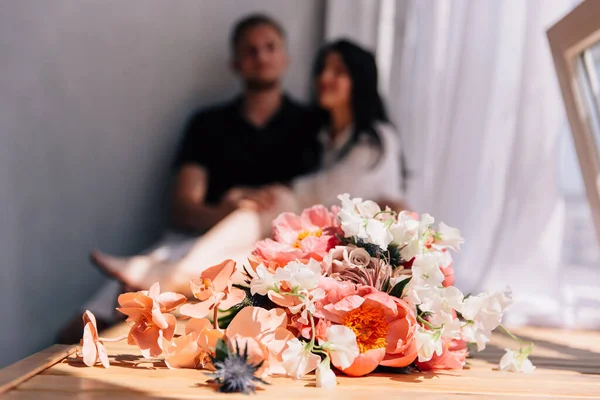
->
xmin=91 ymin=39 xmax=408 ymax=297
xmin=293 ymin=39 xmax=407 ymax=210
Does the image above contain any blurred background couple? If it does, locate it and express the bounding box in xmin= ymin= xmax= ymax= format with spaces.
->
xmin=59 ymin=13 xmax=410 ymax=341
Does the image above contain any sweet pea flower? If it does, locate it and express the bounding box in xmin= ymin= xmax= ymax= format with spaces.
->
xmin=321 ymin=325 xmax=359 ymax=370
xmin=410 ymin=253 xmax=446 ymax=287
xmin=249 ymin=264 xmax=278 ymax=296
xmin=281 ymin=338 xmax=321 ymax=379
xmin=416 ymin=338 xmax=469 ymax=370
xmin=365 ymin=218 xmax=394 ymax=250
xmin=337 ymin=194 xmax=397 ymax=250
xmin=433 ymin=222 xmax=464 ymax=252
xmin=460 ymin=287 xmax=513 ymax=351
xmin=117 ymin=282 xmax=186 ymax=358
xmin=336 ymin=194 xmax=373 ymax=238
xmin=81 ymin=310 xmax=110 ymax=368
xmin=415 ymin=327 xmax=443 ymax=362
xmin=179 ymin=260 xmax=246 ymax=320
xmin=499 ymin=347 xmax=535 ymax=373
xmin=390 ymin=211 xmax=420 ymax=246
xmin=316 ymin=361 xmax=337 ymax=388
xmin=274 ymin=259 xmax=322 ymax=291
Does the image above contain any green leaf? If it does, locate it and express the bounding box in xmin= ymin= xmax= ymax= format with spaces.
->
xmin=389 ymin=277 xmax=411 ymax=298
xmin=213 ymin=338 xmax=230 ymax=364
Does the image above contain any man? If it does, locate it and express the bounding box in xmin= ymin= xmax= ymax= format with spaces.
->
xmin=57 ymin=14 xmax=319 ymax=344
xmin=172 ymin=14 xmax=319 ymax=233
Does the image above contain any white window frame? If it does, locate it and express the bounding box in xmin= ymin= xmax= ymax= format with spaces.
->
xmin=548 ymin=0 xmax=600 ymax=244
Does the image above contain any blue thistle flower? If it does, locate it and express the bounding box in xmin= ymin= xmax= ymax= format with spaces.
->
xmin=209 ymin=338 xmax=268 ymax=394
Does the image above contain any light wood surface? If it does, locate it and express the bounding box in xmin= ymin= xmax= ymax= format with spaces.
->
xmin=0 ymin=344 xmax=77 ymax=395
xmin=2 ymin=321 xmax=600 ymax=399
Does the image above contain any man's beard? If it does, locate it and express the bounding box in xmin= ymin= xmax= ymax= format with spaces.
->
xmin=244 ymin=78 xmax=279 ymax=92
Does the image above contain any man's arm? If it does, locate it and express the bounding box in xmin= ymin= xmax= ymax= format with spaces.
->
xmin=171 ymin=164 xmax=235 ymax=232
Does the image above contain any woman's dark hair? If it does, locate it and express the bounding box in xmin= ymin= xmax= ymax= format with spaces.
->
xmin=311 ymin=39 xmax=408 ymax=189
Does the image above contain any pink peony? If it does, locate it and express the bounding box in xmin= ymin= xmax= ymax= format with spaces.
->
xmin=416 ymin=339 xmax=469 ymax=370
xmin=253 ymin=205 xmax=341 ymax=269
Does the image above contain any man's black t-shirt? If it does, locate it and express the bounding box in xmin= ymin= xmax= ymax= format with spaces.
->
xmin=176 ymin=95 xmax=321 ymax=204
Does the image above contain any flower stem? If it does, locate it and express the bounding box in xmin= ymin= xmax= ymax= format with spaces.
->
xmin=309 ymin=312 xmax=317 ymax=349
xmin=499 ymin=324 xmax=534 ymax=350
xmin=499 ymin=324 xmax=522 ymax=343
xmin=461 ymin=320 xmax=473 ymax=329
xmin=417 ymin=315 xmax=440 ymax=330
xmin=213 ymin=305 xmax=219 ymax=330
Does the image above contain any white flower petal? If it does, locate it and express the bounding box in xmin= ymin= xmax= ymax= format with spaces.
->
xmin=325 ymin=325 xmax=359 ymax=369
xmin=316 ymin=362 xmax=337 ymax=388
xmin=435 ymin=222 xmax=464 ymax=251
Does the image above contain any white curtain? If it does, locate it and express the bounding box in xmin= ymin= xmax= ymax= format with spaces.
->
xmin=325 ymin=0 xmax=583 ymax=326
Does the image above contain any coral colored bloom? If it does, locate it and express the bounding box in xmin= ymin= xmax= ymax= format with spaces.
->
xmin=164 ymin=332 xmax=201 ymax=369
xmin=315 ymin=289 xmax=417 ymax=376
xmin=164 ymin=318 xmax=223 ymax=369
xmin=416 ymin=339 xmax=469 ymax=371
xmin=179 ymin=260 xmax=246 ymax=319
xmin=117 ymin=282 xmax=186 ymax=358
xmin=81 ymin=310 xmax=110 ymax=368
xmin=253 ymin=205 xmax=341 ymax=268
xmin=226 ymin=307 xmax=295 ymax=376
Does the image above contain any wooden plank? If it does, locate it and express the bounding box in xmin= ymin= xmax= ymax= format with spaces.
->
xmin=4 ymin=322 xmax=600 ymax=398
xmin=0 ymin=345 xmax=77 ymax=395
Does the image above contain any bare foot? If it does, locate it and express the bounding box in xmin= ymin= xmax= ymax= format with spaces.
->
xmin=90 ymin=251 xmax=150 ymax=291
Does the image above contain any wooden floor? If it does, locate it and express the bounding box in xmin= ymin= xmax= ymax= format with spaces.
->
xmin=2 ymin=321 xmax=600 ymax=399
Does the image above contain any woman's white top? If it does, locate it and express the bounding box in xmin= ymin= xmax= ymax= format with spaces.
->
xmin=292 ymin=122 xmax=404 ymax=209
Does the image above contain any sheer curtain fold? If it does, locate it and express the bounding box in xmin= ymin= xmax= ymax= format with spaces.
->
xmin=325 ymin=0 xmax=581 ymax=326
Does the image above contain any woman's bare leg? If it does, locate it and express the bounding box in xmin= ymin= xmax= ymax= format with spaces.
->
xmin=92 ymin=186 xmax=300 ymax=295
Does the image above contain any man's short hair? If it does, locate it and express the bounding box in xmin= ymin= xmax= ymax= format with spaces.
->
xmin=231 ymin=14 xmax=286 ymax=55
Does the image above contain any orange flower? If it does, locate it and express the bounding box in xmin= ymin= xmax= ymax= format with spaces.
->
xmin=81 ymin=310 xmax=110 ymax=368
xmin=117 ymin=282 xmax=186 ymax=358
xmin=225 ymin=306 xmax=295 ymax=376
xmin=179 ymin=260 xmax=246 ymax=320
xmin=164 ymin=332 xmax=201 ymax=369
xmin=317 ymin=290 xmax=417 ymax=376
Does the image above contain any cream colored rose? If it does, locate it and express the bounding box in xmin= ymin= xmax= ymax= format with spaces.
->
xmin=346 ymin=247 xmax=371 ymax=268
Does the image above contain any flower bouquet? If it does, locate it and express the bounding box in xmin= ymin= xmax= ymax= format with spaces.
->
xmin=80 ymin=194 xmax=534 ymax=393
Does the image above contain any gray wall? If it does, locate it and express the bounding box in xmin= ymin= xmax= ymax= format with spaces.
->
xmin=0 ymin=0 xmax=324 ymax=367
